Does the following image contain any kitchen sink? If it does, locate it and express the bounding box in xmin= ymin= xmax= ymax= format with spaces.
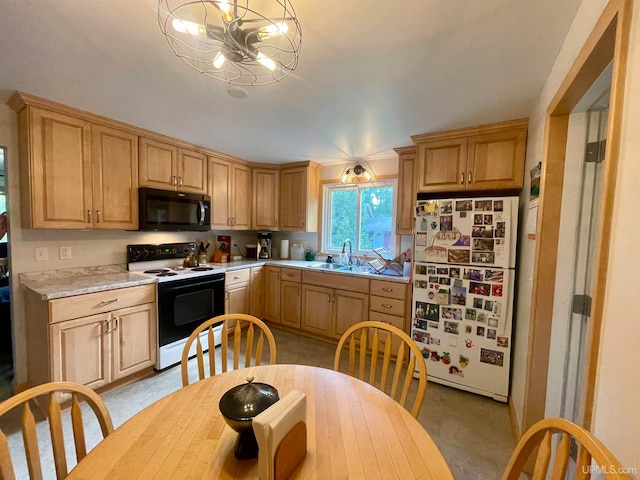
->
xmin=309 ymin=263 xmax=344 ymax=270
xmin=338 ymin=265 xmax=375 ymax=274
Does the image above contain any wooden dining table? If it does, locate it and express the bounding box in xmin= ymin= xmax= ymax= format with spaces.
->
xmin=67 ymin=364 xmax=454 ymax=479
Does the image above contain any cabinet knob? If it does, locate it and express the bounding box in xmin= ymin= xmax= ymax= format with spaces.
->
xmin=382 ymin=287 xmax=393 ymax=292
xmin=178 ymin=176 xmax=183 ymax=186
xmin=382 ymin=304 xmax=393 ymax=309
xmin=172 ymin=175 xmax=177 ymax=186
xmin=104 ymin=319 xmax=111 ymax=333
xmin=87 ymin=210 xmax=92 ymax=223
xmin=96 ymin=210 xmax=101 ymax=223
xmin=113 ymin=317 xmax=119 ymax=330
xmin=468 ymin=172 xmax=472 ymax=183
xmin=460 ymin=173 xmax=464 ymax=185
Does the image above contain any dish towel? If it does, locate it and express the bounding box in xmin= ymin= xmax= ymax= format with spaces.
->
xmin=253 ymin=390 xmax=307 ymax=480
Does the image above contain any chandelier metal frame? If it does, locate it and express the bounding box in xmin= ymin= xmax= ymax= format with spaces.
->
xmin=158 ymin=0 xmax=302 ymax=86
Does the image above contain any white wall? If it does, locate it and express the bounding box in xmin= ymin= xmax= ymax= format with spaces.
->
xmin=592 ymin=0 xmax=640 ymax=467
xmin=511 ymin=0 xmax=640 ymax=469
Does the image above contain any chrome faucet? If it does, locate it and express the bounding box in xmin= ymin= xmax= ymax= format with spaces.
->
xmin=341 ymin=239 xmax=353 ymax=266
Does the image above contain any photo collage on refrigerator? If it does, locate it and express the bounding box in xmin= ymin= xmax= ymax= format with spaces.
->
xmin=412 ymin=198 xmax=513 ymax=384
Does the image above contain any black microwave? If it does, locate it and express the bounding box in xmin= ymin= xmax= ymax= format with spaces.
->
xmin=139 ymin=187 xmax=211 ymax=231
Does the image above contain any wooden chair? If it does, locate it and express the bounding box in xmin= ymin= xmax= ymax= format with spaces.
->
xmin=0 ymin=381 xmax=114 ymax=480
xmin=501 ymin=417 xmax=631 ymax=480
xmin=181 ymin=314 xmax=277 ymax=386
xmin=333 ymin=321 xmax=427 ymax=418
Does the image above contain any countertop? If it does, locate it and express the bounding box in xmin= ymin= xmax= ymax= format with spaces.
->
xmin=20 ymin=259 xmax=410 ymax=300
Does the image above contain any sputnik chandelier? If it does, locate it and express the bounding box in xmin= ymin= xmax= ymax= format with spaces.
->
xmin=158 ymin=0 xmax=302 ymax=86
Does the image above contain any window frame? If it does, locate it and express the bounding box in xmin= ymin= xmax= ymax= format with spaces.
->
xmin=321 ymin=179 xmax=397 ymax=255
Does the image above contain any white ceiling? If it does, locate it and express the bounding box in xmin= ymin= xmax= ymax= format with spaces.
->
xmin=0 ymin=0 xmax=582 ymax=166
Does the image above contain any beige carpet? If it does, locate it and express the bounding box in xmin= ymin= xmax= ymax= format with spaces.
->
xmin=0 ymin=327 xmax=515 ymax=479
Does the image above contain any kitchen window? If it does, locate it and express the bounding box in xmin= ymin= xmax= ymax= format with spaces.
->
xmin=322 ymin=180 xmax=396 ymax=255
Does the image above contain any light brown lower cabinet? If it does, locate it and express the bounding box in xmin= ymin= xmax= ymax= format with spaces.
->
xmin=280 ymin=281 xmax=302 ymax=328
xmin=301 ymin=284 xmax=369 ymax=339
xmin=225 ymin=269 xmax=251 ymax=318
xmin=26 ymin=284 xmax=157 ymax=393
xmin=264 ymin=266 xmax=281 ymax=323
xmin=249 ymin=267 xmax=265 ymax=319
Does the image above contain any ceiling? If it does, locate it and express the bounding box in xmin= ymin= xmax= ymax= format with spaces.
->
xmin=0 ymin=0 xmax=583 ymax=166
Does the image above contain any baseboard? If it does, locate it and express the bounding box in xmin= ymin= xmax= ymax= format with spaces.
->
xmin=508 ymin=395 xmax=521 ymax=442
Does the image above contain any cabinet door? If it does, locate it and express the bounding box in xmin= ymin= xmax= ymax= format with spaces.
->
xmin=301 ymin=284 xmax=332 ymax=336
xmin=111 ymin=303 xmax=157 ymax=380
xmin=139 ymin=137 xmax=178 ymax=190
xmin=29 ymin=108 xmax=93 ymax=228
xmin=226 ymin=282 xmax=250 ymax=314
xmin=50 ymin=313 xmax=109 ymax=389
xmin=209 ymin=156 xmax=232 ymax=228
xmin=250 ymin=267 xmax=265 ymax=319
xmin=91 ymin=124 xmax=139 ymax=229
xmin=177 ymin=148 xmax=207 ymax=194
xmin=416 ymin=138 xmax=468 ymax=193
xmin=332 ymin=290 xmax=368 ymax=340
xmin=252 ymin=168 xmax=280 ymax=230
xmin=264 ymin=267 xmax=281 ymax=323
xmin=280 ymin=167 xmax=307 ymax=231
xmin=396 ymin=149 xmax=416 ymax=235
xmin=231 ymin=164 xmax=252 ymax=229
xmin=280 ymin=281 xmax=301 ymax=328
xmin=467 ymin=128 xmax=527 ymax=191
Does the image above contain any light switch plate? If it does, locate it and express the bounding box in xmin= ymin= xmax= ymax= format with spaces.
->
xmin=35 ymin=247 xmax=48 ymax=261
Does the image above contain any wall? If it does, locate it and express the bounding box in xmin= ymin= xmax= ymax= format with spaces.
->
xmin=511 ymin=0 xmax=640 ymax=469
xmin=592 ymin=0 xmax=640 ymax=467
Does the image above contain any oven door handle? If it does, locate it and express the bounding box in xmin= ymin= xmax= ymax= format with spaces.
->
xmin=158 ymin=276 xmax=224 ymax=293
xmin=198 ymin=200 xmax=205 ymax=225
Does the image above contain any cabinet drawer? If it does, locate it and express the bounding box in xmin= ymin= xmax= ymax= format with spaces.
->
xmin=369 ymin=280 xmax=407 ymax=300
xmin=369 ymin=295 xmax=405 ymax=317
xmin=49 ymin=284 xmax=156 ymax=324
xmin=281 ymin=268 xmax=301 ymax=283
xmin=225 ymin=268 xmax=250 ymax=286
xmin=302 ymin=271 xmax=369 ymax=293
xmin=368 ymin=311 xmax=405 ymax=332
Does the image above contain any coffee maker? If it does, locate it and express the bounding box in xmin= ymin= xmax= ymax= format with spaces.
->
xmin=257 ymin=232 xmax=272 ymax=259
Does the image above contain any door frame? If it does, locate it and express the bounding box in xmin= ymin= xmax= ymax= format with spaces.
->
xmin=521 ymin=0 xmax=633 ymax=435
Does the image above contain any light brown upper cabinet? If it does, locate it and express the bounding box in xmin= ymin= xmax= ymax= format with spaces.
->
xmin=279 ymin=161 xmax=321 ymax=232
xmin=252 ymin=167 xmax=279 ymax=230
xmin=412 ymin=119 xmax=528 ymax=193
xmin=139 ymin=137 xmax=207 ymax=194
xmin=394 ymin=146 xmax=416 ymax=235
xmin=11 ymin=103 xmax=138 ymax=230
xmin=209 ymin=156 xmax=251 ymax=230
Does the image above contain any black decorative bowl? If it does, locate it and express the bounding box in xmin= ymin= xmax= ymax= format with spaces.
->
xmin=219 ymin=376 xmax=279 ymax=460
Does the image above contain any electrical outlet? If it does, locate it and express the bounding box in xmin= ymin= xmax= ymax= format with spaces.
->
xmin=35 ymin=247 xmax=48 ymax=262
xmin=60 ymin=246 xmax=72 ymax=260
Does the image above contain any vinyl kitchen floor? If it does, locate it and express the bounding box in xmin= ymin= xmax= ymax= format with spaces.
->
xmin=0 ymin=327 xmax=515 ymax=479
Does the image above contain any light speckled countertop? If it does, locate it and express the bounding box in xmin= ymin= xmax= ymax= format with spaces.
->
xmin=20 ymin=259 xmax=410 ymax=300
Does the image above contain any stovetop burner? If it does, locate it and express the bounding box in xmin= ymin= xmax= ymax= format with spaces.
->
xmin=144 ymin=268 xmax=170 ymax=274
xmin=157 ymin=272 xmax=178 ymax=277
xmin=191 ymin=267 xmax=214 ymax=271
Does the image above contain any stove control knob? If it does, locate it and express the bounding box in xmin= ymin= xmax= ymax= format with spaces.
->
xmin=140 ymin=248 xmax=149 ymax=259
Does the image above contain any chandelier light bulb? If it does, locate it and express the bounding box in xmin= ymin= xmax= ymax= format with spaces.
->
xmin=171 ymin=18 xmax=205 ymax=36
xmin=258 ymin=22 xmax=288 ymax=40
xmin=213 ymin=52 xmax=227 ymax=69
xmin=256 ymin=52 xmax=276 ymax=71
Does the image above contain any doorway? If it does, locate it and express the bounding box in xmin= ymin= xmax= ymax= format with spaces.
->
xmin=561 ymin=95 xmax=610 ymax=424
xmin=0 ymin=146 xmax=12 ymax=401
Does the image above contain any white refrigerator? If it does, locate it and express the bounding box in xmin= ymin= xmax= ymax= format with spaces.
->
xmin=411 ymin=196 xmax=518 ymax=402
